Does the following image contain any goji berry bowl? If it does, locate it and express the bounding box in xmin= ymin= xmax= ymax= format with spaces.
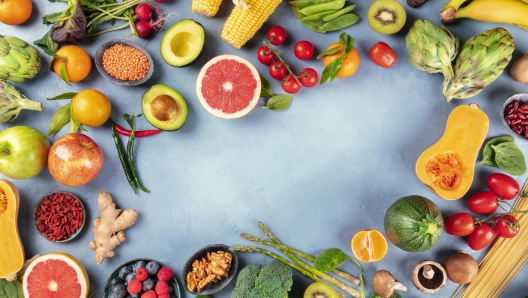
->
xmin=501 ymin=93 xmax=528 ymax=142
xmin=95 ymin=40 xmax=154 ymax=86
xmin=34 ymin=191 xmax=85 ymax=242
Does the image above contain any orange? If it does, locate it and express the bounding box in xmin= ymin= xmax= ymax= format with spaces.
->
xmin=71 ymin=89 xmax=111 ymax=127
xmin=53 ymin=45 xmax=92 ymax=83
xmin=0 ymin=0 xmax=32 ymax=25
xmin=323 ymin=42 xmax=360 ymax=78
xmin=351 ymin=229 xmax=388 ymax=263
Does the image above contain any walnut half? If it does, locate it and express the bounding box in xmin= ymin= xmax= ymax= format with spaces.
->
xmin=186 ymin=251 xmax=233 ymax=293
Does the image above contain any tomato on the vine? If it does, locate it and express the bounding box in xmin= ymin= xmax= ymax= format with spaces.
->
xmin=368 ymin=42 xmax=397 ymax=68
xmin=445 ymin=213 xmax=475 ymax=236
xmin=267 ymin=26 xmax=286 ymax=45
xmin=269 ymin=60 xmax=287 ymax=80
xmin=467 ymin=191 xmax=499 ymax=214
xmin=257 ymin=46 xmax=276 ymax=65
xmin=281 ymin=75 xmax=301 ymax=94
xmin=467 ymin=222 xmax=496 ymax=250
xmin=494 ymin=215 xmax=520 ymax=238
xmin=298 ymin=68 xmax=318 ymax=87
xmin=294 ymin=40 xmax=314 ymax=60
xmin=487 ymin=173 xmax=519 ymax=200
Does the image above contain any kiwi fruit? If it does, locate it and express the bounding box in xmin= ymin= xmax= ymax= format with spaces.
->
xmin=304 ymin=281 xmax=340 ymax=298
xmin=367 ymin=0 xmax=407 ymax=34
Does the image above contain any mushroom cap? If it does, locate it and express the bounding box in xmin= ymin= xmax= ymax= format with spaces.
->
xmin=444 ymin=251 xmax=478 ymax=284
xmin=372 ymin=270 xmax=395 ymax=298
xmin=412 ymin=260 xmax=447 ymax=293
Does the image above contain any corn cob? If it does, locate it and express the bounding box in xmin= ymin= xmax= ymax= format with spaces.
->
xmin=221 ymin=0 xmax=282 ymax=49
xmin=192 ymin=0 xmax=223 ymax=17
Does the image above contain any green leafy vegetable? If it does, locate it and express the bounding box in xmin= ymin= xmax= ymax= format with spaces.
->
xmin=196 ymin=295 xmax=212 ymax=298
xmin=260 ymin=76 xmax=274 ymax=98
xmin=370 ymin=292 xmax=401 ymax=298
xmin=318 ymin=32 xmax=354 ymax=84
xmin=481 ymin=136 xmax=515 ymax=167
xmin=263 ymin=95 xmax=293 ymax=111
xmin=314 ymin=248 xmax=348 ymax=271
xmin=0 ymin=279 xmax=23 ymax=298
xmin=491 ymin=142 xmax=527 ymax=176
xmin=33 ymin=32 xmax=59 ymax=57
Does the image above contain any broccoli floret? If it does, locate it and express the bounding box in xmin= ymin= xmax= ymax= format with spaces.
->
xmin=231 ymin=260 xmax=292 ymax=298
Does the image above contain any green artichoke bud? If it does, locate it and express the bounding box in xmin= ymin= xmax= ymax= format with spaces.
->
xmin=406 ymin=19 xmax=459 ymax=85
xmin=444 ymin=27 xmax=514 ymax=101
xmin=0 ymin=80 xmax=42 ymax=123
xmin=0 ymin=35 xmax=42 ymax=82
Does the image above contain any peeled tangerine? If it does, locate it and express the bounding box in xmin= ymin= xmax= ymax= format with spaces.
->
xmin=415 ymin=104 xmax=489 ymax=200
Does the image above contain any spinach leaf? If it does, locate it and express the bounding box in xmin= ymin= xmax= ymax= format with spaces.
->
xmin=314 ymin=248 xmax=363 ymax=272
xmin=263 ymin=95 xmax=293 ymax=111
xmin=33 ymin=31 xmax=59 ymax=56
xmin=480 ymin=136 xmax=514 ymax=167
xmin=0 ymin=279 xmax=24 ymax=298
xmin=42 ymin=12 xmax=62 ymax=24
xmin=492 ymin=142 xmax=527 ymax=176
xmin=259 ymin=75 xmax=273 ymax=98
xmin=48 ymin=103 xmax=71 ymax=136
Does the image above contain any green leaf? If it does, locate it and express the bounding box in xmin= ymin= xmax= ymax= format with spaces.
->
xmin=59 ymin=63 xmax=71 ymax=86
xmin=343 ymin=34 xmax=355 ymax=56
xmin=263 ymin=95 xmax=293 ymax=111
xmin=320 ymin=55 xmax=343 ymax=84
xmin=260 ymin=75 xmax=274 ymax=98
xmin=48 ymin=104 xmax=71 ymax=136
xmin=314 ymin=248 xmax=349 ymax=271
xmin=370 ymin=292 xmax=401 ymax=298
xmin=0 ymin=279 xmax=24 ymax=298
xmin=492 ymin=142 xmax=527 ymax=176
xmin=42 ymin=12 xmax=62 ymax=24
xmin=317 ymin=45 xmax=342 ymax=59
xmin=480 ymin=135 xmax=515 ymax=167
xmin=33 ymin=31 xmax=60 ymax=57
xmin=47 ymin=92 xmax=78 ymax=100
xmin=338 ymin=32 xmax=347 ymax=46
xmin=69 ymin=104 xmax=87 ymax=132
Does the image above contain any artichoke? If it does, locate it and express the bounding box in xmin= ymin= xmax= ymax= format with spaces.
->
xmin=444 ymin=27 xmax=514 ymax=101
xmin=406 ymin=20 xmax=459 ymax=90
xmin=0 ymin=35 xmax=42 ymax=82
xmin=0 ymin=80 xmax=42 ymax=123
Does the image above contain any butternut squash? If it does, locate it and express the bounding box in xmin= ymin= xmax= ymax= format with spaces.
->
xmin=0 ymin=179 xmax=24 ymax=281
xmin=415 ymin=104 xmax=489 ymax=200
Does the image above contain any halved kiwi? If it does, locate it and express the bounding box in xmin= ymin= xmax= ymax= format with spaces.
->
xmin=304 ymin=281 xmax=340 ymax=298
xmin=367 ymin=0 xmax=407 ymax=34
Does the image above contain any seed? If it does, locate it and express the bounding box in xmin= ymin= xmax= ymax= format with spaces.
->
xmin=102 ymin=44 xmax=150 ymax=81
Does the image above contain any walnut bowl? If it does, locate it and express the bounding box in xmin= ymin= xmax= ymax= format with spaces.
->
xmin=181 ymin=244 xmax=238 ymax=295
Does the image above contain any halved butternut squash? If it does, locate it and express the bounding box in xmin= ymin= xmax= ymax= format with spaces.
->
xmin=0 ymin=179 xmax=24 ymax=280
xmin=416 ymin=104 xmax=489 ymax=200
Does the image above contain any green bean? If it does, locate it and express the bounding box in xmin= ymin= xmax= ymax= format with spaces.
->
xmin=319 ymin=13 xmax=359 ymax=31
xmin=322 ymin=4 xmax=356 ymax=21
xmin=111 ymin=122 xmax=137 ymax=195
xmin=126 ymin=115 xmax=150 ymax=193
xmin=298 ymin=0 xmax=345 ymax=15
xmin=298 ymin=10 xmax=337 ymax=21
xmin=290 ymin=0 xmax=338 ymax=9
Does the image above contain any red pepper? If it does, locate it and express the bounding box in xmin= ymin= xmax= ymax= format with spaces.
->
xmin=114 ymin=124 xmax=162 ymax=137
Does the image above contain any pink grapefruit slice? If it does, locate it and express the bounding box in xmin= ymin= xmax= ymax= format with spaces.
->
xmin=23 ymin=252 xmax=89 ymax=298
xmin=196 ymin=54 xmax=261 ymax=119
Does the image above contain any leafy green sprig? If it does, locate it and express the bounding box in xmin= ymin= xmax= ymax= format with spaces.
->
xmin=47 ymin=92 xmax=86 ymax=135
xmin=317 ymin=32 xmax=354 ymax=84
xmin=260 ymin=76 xmax=293 ymax=111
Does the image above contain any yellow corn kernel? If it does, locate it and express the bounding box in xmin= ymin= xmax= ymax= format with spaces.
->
xmin=192 ymin=0 xmax=223 ymax=17
xmin=221 ymin=0 xmax=282 ymax=49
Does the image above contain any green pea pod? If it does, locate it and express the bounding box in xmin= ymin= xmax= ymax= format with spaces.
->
xmin=322 ymin=4 xmax=356 ymax=21
xmin=290 ymin=0 xmax=339 ymax=9
xmin=298 ymin=0 xmax=345 ymax=15
xmin=301 ymin=18 xmax=326 ymax=27
xmin=319 ymin=13 xmax=359 ymax=31
xmin=302 ymin=21 xmax=327 ymax=33
xmin=298 ymin=9 xmax=338 ymax=21
xmin=292 ymin=4 xmax=326 ymax=33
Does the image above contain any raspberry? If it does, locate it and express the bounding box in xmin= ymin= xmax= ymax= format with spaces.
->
xmin=127 ymin=279 xmax=142 ymax=295
xmin=157 ymin=267 xmax=173 ymax=281
xmin=136 ymin=267 xmax=149 ymax=281
xmin=141 ymin=290 xmax=157 ymax=298
xmin=155 ymin=281 xmax=169 ymax=294
xmin=158 ymin=293 xmax=170 ymax=298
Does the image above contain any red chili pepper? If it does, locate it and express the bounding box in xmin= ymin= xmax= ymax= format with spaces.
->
xmin=114 ymin=124 xmax=162 ymax=137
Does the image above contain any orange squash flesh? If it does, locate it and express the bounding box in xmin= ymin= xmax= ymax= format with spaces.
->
xmin=0 ymin=179 xmax=24 ymax=280
xmin=415 ymin=104 xmax=489 ymax=200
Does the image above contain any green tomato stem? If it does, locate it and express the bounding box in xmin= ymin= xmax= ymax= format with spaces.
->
xmin=263 ymin=41 xmax=302 ymax=86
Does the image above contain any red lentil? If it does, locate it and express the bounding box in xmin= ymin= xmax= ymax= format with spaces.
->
xmin=102 ymin=44 xmax=150 ymax=81
xmin=35 ymin=192 xmax=84 ymax=242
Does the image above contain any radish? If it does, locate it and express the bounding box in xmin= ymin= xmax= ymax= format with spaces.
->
xmin=155 ymin=0 xmax=167 ymax=2
xmin=135 ymin=3 xmax=152 ymax=21
xmin=135 ymin=21 xmax=153 ymax=39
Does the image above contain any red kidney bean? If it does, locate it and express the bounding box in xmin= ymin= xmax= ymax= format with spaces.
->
xmin=35 ymin=192 xmax=84 ymax=242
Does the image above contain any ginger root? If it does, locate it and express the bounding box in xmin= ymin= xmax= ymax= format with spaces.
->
xmin=88 ymin=191 xmax=138 ymax=264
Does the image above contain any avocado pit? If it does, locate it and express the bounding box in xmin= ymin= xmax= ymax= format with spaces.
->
xmin=150 ymin=95 xmax=178 ymax=122
xmin=142 ymin=84 xmax=188 ymax=131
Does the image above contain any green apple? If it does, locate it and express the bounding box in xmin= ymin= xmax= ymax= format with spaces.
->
xmin=0 ymin=126 xmax=50 ymax=179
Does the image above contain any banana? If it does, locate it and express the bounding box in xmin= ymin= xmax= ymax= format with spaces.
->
xmin=454 ymin=0 xmax=528 ymax=31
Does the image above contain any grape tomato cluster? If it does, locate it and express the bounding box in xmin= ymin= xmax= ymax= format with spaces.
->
xmin=256 ymin=26 xmax=319 ymax=94
xmin=444 ymin=173 xmax=522 ymax=251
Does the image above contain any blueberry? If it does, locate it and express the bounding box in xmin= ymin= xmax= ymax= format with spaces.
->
xmin=111 ymin=283 xmax=127 ymax=298
xmin=125 ymin=272 xmax=136 ymax=284
xmin=118 ymin=266 xmax=133 ymax=280
xmin=114 ymin=288 xmax=127 ymax=298
xmin=109 ymin=277 xmax=124 ymax=288
xmin=142 ymin=278 xmax=155 ymax=291
xmin=145 ymin=261 xmax=160 ymax=275
xmin=130 ymin=295 xmax=140 ymax=298
xmin=133 ymin=260 xmax=147 ymax=272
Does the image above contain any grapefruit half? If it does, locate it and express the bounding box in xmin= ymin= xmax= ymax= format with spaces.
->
xmin=23 ymin=252 xmax=89 ymax=298
xmin=196 ymin=54 xmax=261 ymax=119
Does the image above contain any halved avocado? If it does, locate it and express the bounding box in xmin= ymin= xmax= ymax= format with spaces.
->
xmin=160 ymin=19 xmax=205 ymax=67
xmin=142 ymin=84 xmax=188 ymax=131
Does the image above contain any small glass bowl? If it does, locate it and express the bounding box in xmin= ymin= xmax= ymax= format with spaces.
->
xmin=500 ymin=93 xmax=528 ymax=142
xmin=34 ymin=190 xmax=85 ymax=242
xmin=181 ymin=244 xmax=238 ymax=295
xmin=95 ymin=40 xmax=154 ymax=86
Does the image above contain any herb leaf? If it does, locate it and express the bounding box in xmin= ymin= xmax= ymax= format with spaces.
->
xmin=42 ymin=12 xmax=62 ymax=24
xmin=59 ymin=63 xmax=71 ymax=86
xmin=480 ymin=136 xmax=515 ymax=167
xmin=69 ymin=104 xmax=87 ymax=132
xmin=260 ymin=75 xmax=274 ymax=98
xmin=343 ymin=34 xmax=355 ymax=56
xmin=47 ymin=92 xmax=78 ymax=100
xmin=320 ymin=55 xmax=343 ymax=84
xmin=492 ymin=142 xmax=527 ymax=176
xmin=48 ymin=103 xmax=71 ymax=136
xmin=263 ymin=95 xmax=293 ymax=111
xmin=314 ymin=248 xmax=349 ymax=272
xmin=317 ymin=45 xmax=342 ymax=59
xmin=33 ymin=31 xmax=59 ymax=56
xmin=0 ymin=277 xmax=24 ymax=298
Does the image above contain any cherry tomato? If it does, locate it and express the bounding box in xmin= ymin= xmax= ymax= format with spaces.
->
xmin=487 ymin=173 xmax=519 ymax=200
xmin=269 ymin=60 xmax=288 ymax=80
xmin=298 ymin=68 xmax=318 ymax=88
xmin=494 ymin=215 xmax=520 ymax=238
xmin=281 ymin=75 xmax=301 ymax=94
xmin=445 ymin=213 xmax=475 ymax=236
xmin=467 ymin=191 xmax=499 ymax=214
xmin=267 ymin=26 xmax=286 ymax=45
xmin=294 ymin=40 xmax=314 ymax=60
xmin=368 ymin=42 xmax=397 ymax=68
xmin=257 ymin=46 xmax=276 ymax=65
xmin=467 ymin=222 xmax=496 ymax=250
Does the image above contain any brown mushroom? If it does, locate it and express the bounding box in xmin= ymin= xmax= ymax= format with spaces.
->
xmin=444 ymin=251 xmax=478 ymax=284
xmin=372 ymin=270 xmax=408 ymax=298
xmin=412 ymin=260 xmax=447 ymax=293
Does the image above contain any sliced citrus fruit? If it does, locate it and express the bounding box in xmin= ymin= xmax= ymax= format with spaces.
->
xmin=351 ymin=229 xmax=388 ymax=263
xmin=22 ymin=252 xmax=89 ymax=298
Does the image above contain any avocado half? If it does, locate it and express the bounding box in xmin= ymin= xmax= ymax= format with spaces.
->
xmin=160 ymin=19 xmax=205 ymax=67
xmin=142 ymin=84 xmax=188 ymax=131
